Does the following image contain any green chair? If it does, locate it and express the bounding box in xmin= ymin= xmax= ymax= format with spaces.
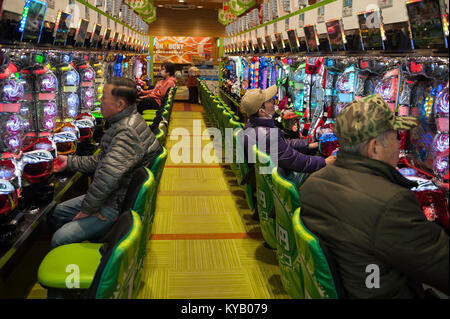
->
xmin=232 ymin=127 xmax=255 ymax=212
xmin=271 ymin=167 xmax=306 ymax=298
xmin=38 ymin=210 xmax=143 ymax=299
xmin=119 ymin=167 xmax=156 ymax=298
xmin=292 ymin=208 xmax=345 ymax=299
xmin=148 ymin=147 xmax=168 ymax=233
xmin=253 ymin=145 xmax=277 ymax=249
xmin=150 ymin=147 xmax=168 ymax=189
xmin=121 ymin=167 xmax=155 ymax=263
xmin=227 ymin=118 xmax=243 ymax=174
xmin=156 ymin=127 xmax=166 ymax=146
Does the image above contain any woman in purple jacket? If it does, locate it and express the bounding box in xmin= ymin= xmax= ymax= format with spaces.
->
xmin=240 ymin=85 xmax=336 ymax=186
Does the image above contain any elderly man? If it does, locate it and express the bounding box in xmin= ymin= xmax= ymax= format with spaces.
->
xmin=298 ymin=94 xmax=449 ymax=298
xmin=49 ymin=77 xmax=162 ymax=249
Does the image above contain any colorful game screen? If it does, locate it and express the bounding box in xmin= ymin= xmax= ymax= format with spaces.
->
xmin=304 ymin=25 xmax=319 ymax=52
xmin=406 ymin=0 xmax=447 ymax=49
xmin=74 ymin=18 xmax=89 ymax=47
xmin=90 ymin=24 xmax=102 ymax=48
xmin=20 ymin=0 xmax=48 ymax=43
xmin=53 ymin=10 xmax=71 ymax=46
xmin=357 ymin=10 xmax=385 ymax=50
xmin=326 ymin=19 xmax=347 ymax=51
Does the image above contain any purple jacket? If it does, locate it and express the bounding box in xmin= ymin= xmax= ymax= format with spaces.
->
xmin=242 ymin=117 xmax=326 ymax=173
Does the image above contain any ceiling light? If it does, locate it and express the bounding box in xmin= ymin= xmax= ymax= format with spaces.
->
xmin=157 ymin=4 xmax=163 ymax=7
xmin=197 ymin=5 xmax=203 ymax=8
xmin=178 ymin=0 xmax=185 ymax=2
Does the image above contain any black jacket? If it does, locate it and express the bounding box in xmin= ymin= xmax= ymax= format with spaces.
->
xmin=68 ymin=105 xmax=162 ymax=215
xmin=299 ymin=151 xmax=449 ymax=298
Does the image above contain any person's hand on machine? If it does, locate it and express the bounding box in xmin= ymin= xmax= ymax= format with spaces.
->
xmin=325 ymin=154 xmax=337 ymax=165
xmin=54 ymin=155 xmax=68 ymax=173
xmin=308 ymin=142 xmax=319 ymax=149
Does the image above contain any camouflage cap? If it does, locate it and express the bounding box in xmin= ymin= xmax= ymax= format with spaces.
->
xmin=334 ymin=94 xmax=418 ymax=145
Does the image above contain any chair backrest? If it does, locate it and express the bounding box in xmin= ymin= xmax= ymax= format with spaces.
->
xmin=253 ymin=144 xmax=277 ymax=249
xmin=156 ymin=128 xmax=166 ymax=146
xmin=292 ymin=207 xmax=340 ymax=299
xmin=271 ymin=167 xmax=303 ymax=298
xmin=149 ymin=147 xmax=168 ymax=223
xmin=222 ymin=110 xmax=233 ymax=131
xmin=88 ymin=210 xmax=143 ymax=299
xmin=160 ymin=87 xmax=172 ymax=108
xmin=121 ymin=167 xmax=151 ymax=218
xmin=229 ymin=118 xmax=243 ymax=130
xmin=233 ymin=127 xmax=255 ymax=211
xmin=150 ymin=147 xmax=168 ymax=186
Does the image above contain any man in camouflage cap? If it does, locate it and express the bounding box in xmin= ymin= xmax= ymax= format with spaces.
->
xmin=298 ymin=94 xmax=449 ymax=298
xmin=335 ymin=94 xmax=418 ymax=148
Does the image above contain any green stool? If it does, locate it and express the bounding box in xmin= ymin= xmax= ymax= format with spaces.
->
xmin=38 ymin=210 xmax=143 ymax=299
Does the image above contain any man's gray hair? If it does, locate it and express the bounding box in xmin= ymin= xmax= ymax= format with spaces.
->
xmin=340 ymin=131 xmax=391 ymax=155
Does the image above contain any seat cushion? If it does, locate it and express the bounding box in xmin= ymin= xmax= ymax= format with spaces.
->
xmin=38 ymin=243 xmax=102 ymax=289
xmin=142 ymin=110 xmax=157 ymax=115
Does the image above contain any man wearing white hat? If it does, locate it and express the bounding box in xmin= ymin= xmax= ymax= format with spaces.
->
xmin=240 ymin=85 xmax=336 ymax=186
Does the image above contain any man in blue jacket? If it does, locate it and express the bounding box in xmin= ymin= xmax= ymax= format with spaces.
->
xmin=240 ymin=85 xmax=336 ymax=186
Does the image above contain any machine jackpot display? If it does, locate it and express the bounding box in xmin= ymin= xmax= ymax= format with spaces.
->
xmin=287 ymin=29 xmax=300 ymax=53
xmin=406 ymin=0 xmax=449 ymax=50
xmin=90 ymin=24 xmax=102 ymax=49
xmin=357 ymin=9 xmax=386 ymax=51
xmin=257 ymin=37 xmax=266 ymax=53
xmin=265 ymin=35 xmax=274 ymax=54
xmin=102 ymin=28 xmax=112 ymax=50
xmin=74 ymin=18 xmax=89 ymax=47
xmin=304 ymin=24 xmax=320 ymax=52
xmin=326 ymin=19 xmax=347 ymax=52
xmin=275 ymin=33 xmax=285 ymax=53
xmin=53 ymin=10 xmax=71 ymax=46
xmin=19 ymin=0 xmax=47 ymax=44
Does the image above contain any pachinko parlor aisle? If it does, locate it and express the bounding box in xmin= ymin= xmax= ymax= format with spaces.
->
xmin=0 ymin=0 xmax=449 ymax=303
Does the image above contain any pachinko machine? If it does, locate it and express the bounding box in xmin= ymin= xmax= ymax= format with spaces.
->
xmin=220 ymin=54 xmax=449 ymax=231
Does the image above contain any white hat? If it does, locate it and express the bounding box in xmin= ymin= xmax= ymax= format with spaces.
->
xmin=240 ymin=85 xmax=277 ymax=116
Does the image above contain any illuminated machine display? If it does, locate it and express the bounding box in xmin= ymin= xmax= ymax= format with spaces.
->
xmin=220 ymin=1 xmax=449 ymax=230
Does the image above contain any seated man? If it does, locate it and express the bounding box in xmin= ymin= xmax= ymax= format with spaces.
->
xmin=137 ymin=62 xmax=176 ymax=113
xmin=49 ymin=77 xmax=163 ymax=250
xmin=240 ymin=85 xmax=336 ymax=187
xmin=298 ymin=94 xmax=449 ymax=298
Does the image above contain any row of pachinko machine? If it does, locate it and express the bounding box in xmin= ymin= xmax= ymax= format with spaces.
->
xmin=221 ymin=55 xmax=449 ymax=231
xmin=0 ymin=49 xmax=151 ymax=221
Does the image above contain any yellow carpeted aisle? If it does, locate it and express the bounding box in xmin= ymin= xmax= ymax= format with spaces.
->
xmin=136 ymin=102 xmax=289 ymax=299
xmin=26 ymin=102 xmax=289 ymax=299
